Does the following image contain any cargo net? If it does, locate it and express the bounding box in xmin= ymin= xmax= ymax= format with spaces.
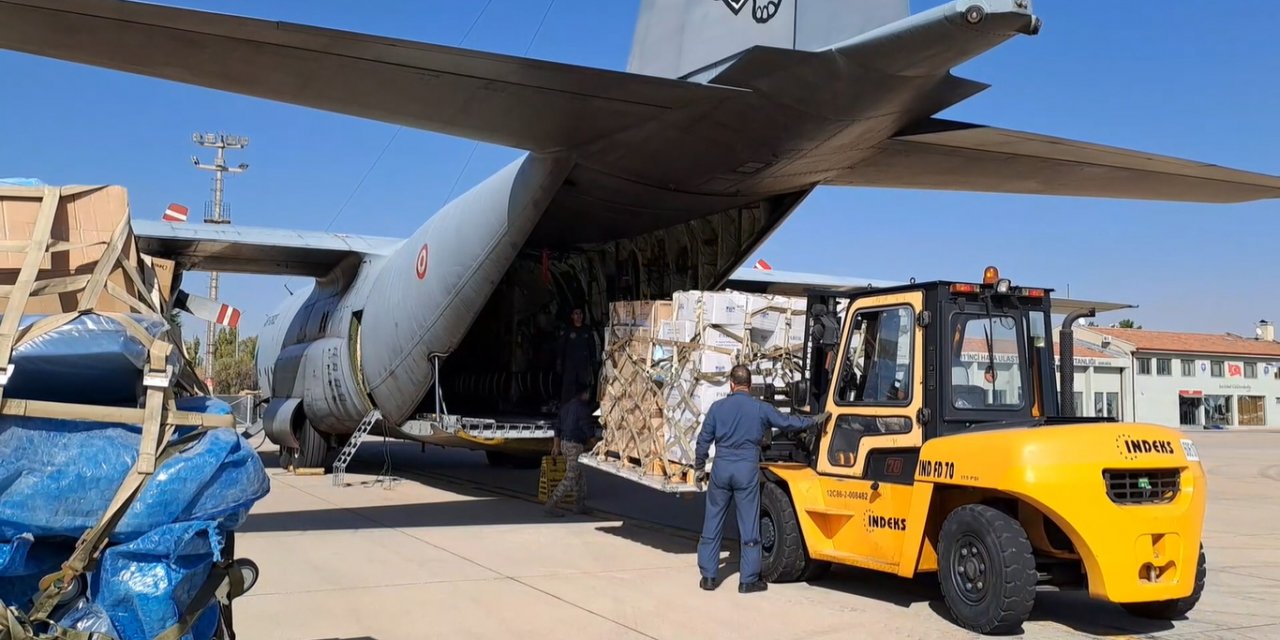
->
xmin=592 ymin=292 xmax=807 ymax=488
xmin=0 ymin=185 xmax=263 ymax=640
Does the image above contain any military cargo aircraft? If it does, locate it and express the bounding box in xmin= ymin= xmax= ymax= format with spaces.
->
xmin=2 ymin=0 xmax=1277 ymax=469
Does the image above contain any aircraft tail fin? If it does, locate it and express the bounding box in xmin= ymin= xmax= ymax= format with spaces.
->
xmin=627 ymin=0 xmax=909 ymax=80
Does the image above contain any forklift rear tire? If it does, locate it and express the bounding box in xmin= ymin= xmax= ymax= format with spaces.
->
xmin=938 ymin=504 xmax=1037 ymax=635
xmin=760 ymin=481 xmax=830 ymax=583
xmin=1121 ymin=544 xmax=1206 ymax=620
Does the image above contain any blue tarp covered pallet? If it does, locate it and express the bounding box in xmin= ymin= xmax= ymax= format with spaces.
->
xmin=0 ymin=398 xmax=270 ymax=639
xmin=0 ymin=184 xmax=270 ymax=639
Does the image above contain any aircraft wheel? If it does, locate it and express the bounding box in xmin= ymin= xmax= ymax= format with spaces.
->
xmin=293 ymin=419 xmax=329 ymax=469
xmin=1121 ymin=544 xmax=1205 ymax=620
xmin=759 ymin=481 xmax=830 ymax=583
xmin=938 ymin=504 xmax=1037 ymax=635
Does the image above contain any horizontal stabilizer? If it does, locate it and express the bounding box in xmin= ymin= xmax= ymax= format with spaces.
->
xmin=132 ymin=220 xmax=402 ymax=278
xmin=837 ymin=118 xmax=1280 ymax=203
xmin=0 ymin=0 xmax=738 ymax=152
xmin=174 ymin=290 xmax=241 ymax=328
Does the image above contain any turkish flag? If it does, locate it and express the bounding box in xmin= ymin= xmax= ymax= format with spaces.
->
xmin=1228 ymin=363 xmax=1243 ymax=377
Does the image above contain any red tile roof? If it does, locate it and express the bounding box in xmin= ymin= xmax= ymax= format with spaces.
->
xmin=1089 ymin=327 xmax=1280 ymax=358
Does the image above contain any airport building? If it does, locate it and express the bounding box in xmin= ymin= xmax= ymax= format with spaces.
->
xmin=956 ymin=321 xmax=1280 ymax=429
xmin=1065 ymin=322 xmax=1280 ymax=429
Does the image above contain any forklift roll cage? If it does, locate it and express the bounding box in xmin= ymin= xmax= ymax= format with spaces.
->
xmin=767 ymin=275 xmax=1114 ymax=477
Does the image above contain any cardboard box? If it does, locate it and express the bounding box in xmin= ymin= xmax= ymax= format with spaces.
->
xmin=701 ymin=324 xmax=746 ymax=350
xmin=648 ymin=301 xmax=673 ymax=329
xmin=674 ymin=291 xmax=747 ymax=325
xmin=0 ymin=184 xmax=161 ymax=315
xmin=658 ymin=320 xmax=697 ymax=343
xmin=698 ymin=350 xmax=735 ymax=375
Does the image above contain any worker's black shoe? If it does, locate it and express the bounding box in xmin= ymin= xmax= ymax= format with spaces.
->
xmin=699 ymin=577 xmax=716 ymax=591
xmin=738 ymin=581 xmax=768 ymax=594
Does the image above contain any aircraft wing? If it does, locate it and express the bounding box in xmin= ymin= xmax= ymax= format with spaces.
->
xmin=0 ymin=0 xmax=738 ymax=153
xmin=723 ymin=267 xmax=1132 ymax=316
xmin=132 ymin=220 xmax=402 ymax=278
xmin=836 ymin=118 xmax=1280 ymax=203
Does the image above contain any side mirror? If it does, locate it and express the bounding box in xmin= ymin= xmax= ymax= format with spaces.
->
xmin=791 ymin=379 xmax=811 ymax=410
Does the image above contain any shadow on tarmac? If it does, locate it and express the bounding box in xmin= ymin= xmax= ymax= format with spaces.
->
xmin=251 ymin=444 xmax=1175 ymax=637
xmin=595 ymin=521 xmax=696 ymax=555
xmin=811 ymin=566 xmax=938 ymax=609
xmin=1020 ymin=591 xmax=1176 ymax=637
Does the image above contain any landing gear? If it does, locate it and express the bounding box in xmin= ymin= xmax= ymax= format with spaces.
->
xmin=291 ymin=419 xmax=329 ymax=469
xmin=759 ymin=481 xmax=830 ymax=583
xmin=937 ymin=504 xmax=1037 ymax=635
xmin=1121 ymin=544 xmax=1206 ymax=620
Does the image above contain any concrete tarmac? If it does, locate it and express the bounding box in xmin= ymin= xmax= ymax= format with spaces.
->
xmin=231 ymin=431 xmax=1280 ymax=639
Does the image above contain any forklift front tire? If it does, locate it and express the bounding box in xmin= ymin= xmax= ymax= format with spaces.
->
xmin=938 ymin=504 xmax=1037 ymax=635
xmin=1121 ymin=544 xmax=1206 ymax=620
xmin=759 ymin=481 xmax=830 ymax=583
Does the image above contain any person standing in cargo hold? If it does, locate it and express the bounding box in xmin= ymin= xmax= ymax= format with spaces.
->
xmin=693 ymin=365 xmax=828 ymax=593
xmin=545 ymin=383 xmax=594 ymax=516
xmin=556 ymin=306 xmax=599 ymax=404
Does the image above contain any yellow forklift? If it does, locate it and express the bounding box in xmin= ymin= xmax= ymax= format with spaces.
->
xmin=758 ymin=267 xmax=1206 ymax=635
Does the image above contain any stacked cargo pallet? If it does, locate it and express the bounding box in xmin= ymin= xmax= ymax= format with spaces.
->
xmin=0 ymin=182 xmax=268 ymax=639
xmin=592 ymin=291 xmax=807 ymax=488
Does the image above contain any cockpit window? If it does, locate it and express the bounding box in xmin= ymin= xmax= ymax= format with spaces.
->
xmin=950 ymin=313 xmax=1024 ymax=409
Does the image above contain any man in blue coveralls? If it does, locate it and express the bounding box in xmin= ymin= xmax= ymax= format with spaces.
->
xmin=693 ymin=365 xmax=829 ymax=593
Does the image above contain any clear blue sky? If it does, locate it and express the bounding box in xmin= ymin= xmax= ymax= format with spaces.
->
xmin=2 ymin=0 xmax=1278 ymax=340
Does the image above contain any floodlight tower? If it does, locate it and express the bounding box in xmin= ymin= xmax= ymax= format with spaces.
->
xmin=192 ymin=132 xmax=249 ymax=387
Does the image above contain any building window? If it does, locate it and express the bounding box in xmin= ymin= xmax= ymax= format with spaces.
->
xmin=1240 ymin=396 xmax=1266 ymax=426
xmin=1094 ymin=391 xmax=1119 ymax=419
xmin=1181 ymin=359 xmax=1195 ymax=377
xmin=1179 ymin=396 xmax=1202 ymax=427
xmin=1245 ymin=363 xmax=1257 ymax=379
xmin=1137 ymin=358 xmax=1152 ymax=375
xmin=1211 ymin=361 xmax=1224 ymax=377
xmin=1157 ymin=358 xmax=1172 ymax=376
xmin=1074 ymin=392 xmax=1084 ymax=414
xmin=1205 ymin=394 xmax=1232 ymax=426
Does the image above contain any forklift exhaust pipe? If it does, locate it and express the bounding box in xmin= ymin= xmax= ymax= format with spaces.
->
xmin=1059 ymin=307 xmax=1096 ymax=417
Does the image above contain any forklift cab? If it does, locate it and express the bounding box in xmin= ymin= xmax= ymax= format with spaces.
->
xmin=782 ymin=266 xmax=1063 ymax=478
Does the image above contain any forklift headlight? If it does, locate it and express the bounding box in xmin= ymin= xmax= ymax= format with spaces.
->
xmin=996 ymin=279 xmax=1012 ymax=294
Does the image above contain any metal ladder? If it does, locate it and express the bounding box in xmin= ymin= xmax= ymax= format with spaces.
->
xmin=332 ymin=409 xmax=382 ymax=486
